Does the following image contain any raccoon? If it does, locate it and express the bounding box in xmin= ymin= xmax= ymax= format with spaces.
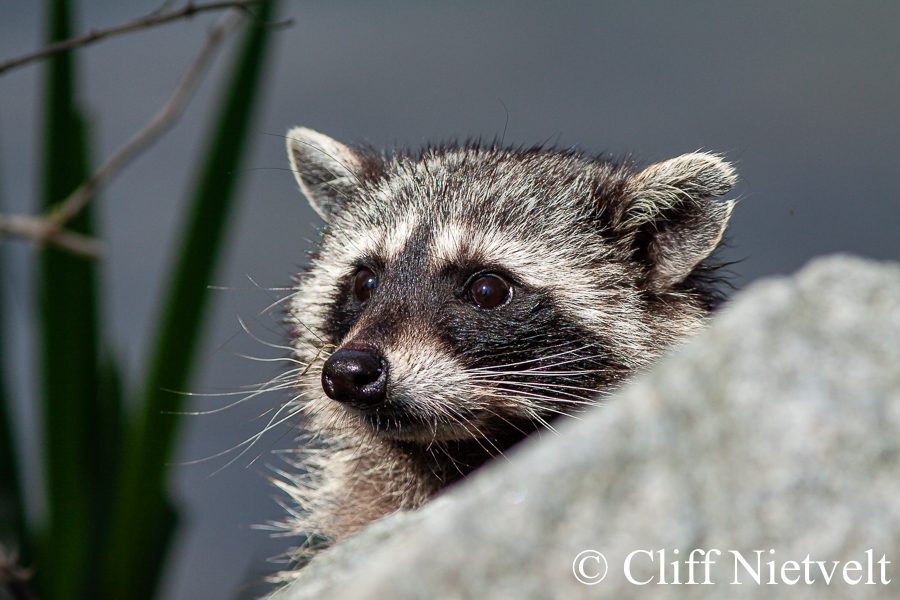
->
xmin=275 ymin=127 xmax=736 ymax=563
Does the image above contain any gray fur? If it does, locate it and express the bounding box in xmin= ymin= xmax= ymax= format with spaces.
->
xmin=275 ymin=127 xmax=737 ymax=577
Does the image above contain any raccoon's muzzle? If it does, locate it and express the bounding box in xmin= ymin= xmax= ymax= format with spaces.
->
xmin=321 ymin=348 xmax=387 ymax=409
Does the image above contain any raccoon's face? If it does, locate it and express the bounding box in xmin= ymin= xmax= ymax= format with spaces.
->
xmin=287 ymin=128 xmax=735 ymax=447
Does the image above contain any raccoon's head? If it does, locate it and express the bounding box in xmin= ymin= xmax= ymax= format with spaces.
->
xmin=286 ymin=127 xmax=736 ymax=450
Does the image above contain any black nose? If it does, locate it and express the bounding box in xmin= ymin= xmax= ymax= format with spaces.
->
xmin=321 ymin=348 xmax=386 ymax=409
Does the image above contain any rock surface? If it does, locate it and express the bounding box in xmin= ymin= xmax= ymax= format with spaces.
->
xmin=271 ymin=255 xmax=900 ymax=599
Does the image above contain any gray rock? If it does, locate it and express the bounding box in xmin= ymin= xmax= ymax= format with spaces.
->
xmin=271 ymin=254 xmax=900 ymax=599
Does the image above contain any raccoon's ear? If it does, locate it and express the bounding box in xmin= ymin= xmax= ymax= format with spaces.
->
xmin=623 ymin=152 xmax=736 ymax=290
xmin=287 ymin=127 xmax=364 ymax=222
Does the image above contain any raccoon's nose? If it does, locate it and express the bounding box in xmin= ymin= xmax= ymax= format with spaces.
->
xmin=321 ymin=349 xmax=386 ymax=409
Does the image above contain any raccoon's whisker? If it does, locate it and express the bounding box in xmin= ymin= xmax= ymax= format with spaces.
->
xmin=444 ymin=415 xmax=508 ymax=467
xmin=163 ymin=373 xmax=299 ymax=399
xmin=469 ymin=378 xmax=612 ymax=397
xmin=286 ymin=311 xmax=327 ymax=346
xmin=466 ymin=392 xmax=537 ymax=440
xmin=226 ymin=351 xmax=304 ymax=365
xmin=529 ymin=404 xmax=591 ymax=421
xmin=517 ymin=381 xmax=616 ymax=396
xmin=165 ymin=371 xmax=315 ymax=416
xmin=229 ymin=294 xmax=300 ymax=349
xmin=245 ymin=273 xmax=300 ymax=311
xmin=178 ymin=398 xmax=300 ymax=471
xmin=469 ymin=370 xmax=604 ymax=380
xmin=474 ymin=335 xmax=583 ymax=356
xmin=238 ymin=400 xmax=305 ymax=448
xmin=465 ymin=380 xmax=577 ymax=408
xmin=468 ymin=350 xmax=614 ymax=373
xmin=246 ymin=408 xmax=310 ymax=469
xmin=258 ymin=365 xmax=321 ymax=387
xmin=278 ymin=285 xmax=327 ymax=346
xmin=489 ymin=389 xmax=591 ymax=423
xmin=426 ymin=445 xmax=466 ymax=482
xmin=427 ymin=400 xmax=507 ymax=460
xmin=277 ymin=299 xmax=303 ymax=324
xmin=423 ymin=422 xmax=440 ymax=453
xmin=494 ymin=389 xmax=598 ymax=407
xmin=465 ymin=342 xmax=590 ymax=369
xmin=245 ymin=389 xmax=319 ymax=423
xmin=236 ymin=311 xmax=297 ymax=353
xmin=178 ymin=441 xmax=259 ymax=467
xmin=509 ymin=356 xmax=622 ymax=372
xmin=510 ymin=382 xmax=613 ymax=405
xmin=487 ymin=385 xmax=599 ymax=409
xmin=235 ymin=275 xmax=297 ymax=339
xmin=471 ymin=352 xmax=609 ymax=373
xmin=514 ymin=405 xmax=560 ymax=436
xmin=499 ymin=389 xmax=592 ymax=412
xmin=254 ymin=285 xmax=301 ymax=313
xmin=175 ymin=386 xmax=295 ymax=417
xmin=469 ymin=358 xmax=618 ymax=375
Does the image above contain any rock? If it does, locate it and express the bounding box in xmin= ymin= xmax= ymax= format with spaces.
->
xmin=270 ymin=254 xmax=900 ymax=599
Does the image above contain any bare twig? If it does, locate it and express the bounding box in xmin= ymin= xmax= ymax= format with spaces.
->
xmin=46 ymin=8 xmax=243 ymax=230
xmin=0 ymin=1 xmax=279 ymax=76
xmin=0 ymin=214 xmax=105 ymax=258
xmin=0 ymin=8 xmax=245 ymax=258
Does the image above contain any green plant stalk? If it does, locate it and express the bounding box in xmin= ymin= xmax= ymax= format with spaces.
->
xmin=36 ymin=0 xmax=105 ymax=598
xmin=100 ymin=2 xmax=277 ymax=598
xmin=0 ymin=179 xmax=29 ymax=561
xmin=88 ymin=353 xmax=124 ymax=592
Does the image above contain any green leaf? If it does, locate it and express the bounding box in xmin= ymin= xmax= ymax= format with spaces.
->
xmin=85 ymin=354 xmax=124 ymax=591
xmin=100 ymin=3 xmax=279 ymax=598
xmin=35 ymin=1 xmax=103 ymax=599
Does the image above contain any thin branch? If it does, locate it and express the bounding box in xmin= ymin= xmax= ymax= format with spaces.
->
xmin=46 ymin=8 xmax=243 ymax=229
xmin=0 ymin=1 xmax=279 ymax=76
xmin=0 ymin=214 xmax=105 ymax=259
xmin=0 ymin=8 xmax=245 ymax=259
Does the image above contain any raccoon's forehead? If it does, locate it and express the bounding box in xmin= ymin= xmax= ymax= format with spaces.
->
xmin=323 ymin=149 xmax=611 ymax=266
xmin=365 ymin=151 xmax=604 ymax=222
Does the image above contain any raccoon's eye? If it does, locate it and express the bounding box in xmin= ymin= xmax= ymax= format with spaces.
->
xmin=468 ymin=274 xmax=511 ymax=309
xmin=353 ymin=268 xmax=377 ymax=302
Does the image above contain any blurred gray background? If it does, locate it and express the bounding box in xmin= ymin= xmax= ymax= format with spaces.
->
xmin=0 ymin=1 xmax=897 ymax=599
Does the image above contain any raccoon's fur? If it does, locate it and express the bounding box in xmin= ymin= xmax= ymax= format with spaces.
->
xmin=276 ymin=126 xmax=736 ymax=566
